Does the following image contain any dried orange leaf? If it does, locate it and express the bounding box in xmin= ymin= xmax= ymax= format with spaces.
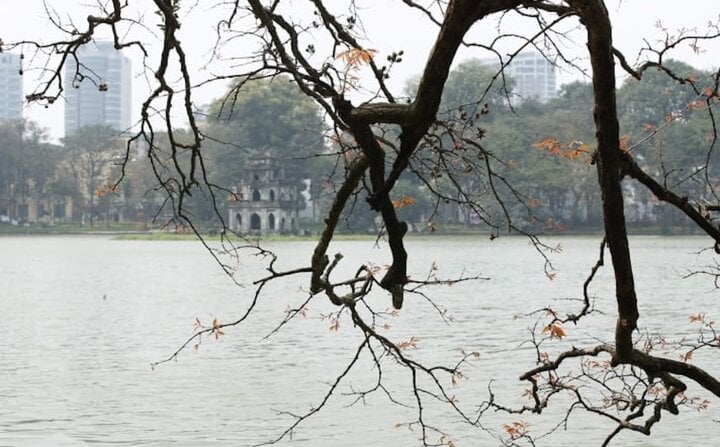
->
xmin=391 ymin=195 xmax=417 ymax=209
xmin=542 ymin=323 xmax=566 ymax=339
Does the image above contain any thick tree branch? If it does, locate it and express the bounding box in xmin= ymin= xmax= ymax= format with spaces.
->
xmin=569 ymin=0 xmax=638 ymax=361
xmin=622 ymin=152 xmax=720 ymax=248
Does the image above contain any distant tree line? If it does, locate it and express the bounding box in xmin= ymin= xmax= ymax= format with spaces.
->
xmin=1 ymin=58 xmax=714 ymax=233
xmin=340 ymin=58 xmax=718 ymax=234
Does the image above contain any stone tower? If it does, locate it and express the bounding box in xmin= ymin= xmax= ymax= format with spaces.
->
xmin=227 ymin=156 xmax=301 ymax=234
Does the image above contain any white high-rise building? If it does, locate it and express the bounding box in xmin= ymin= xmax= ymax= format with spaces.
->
xmin=505 ymin=52 xmax=557 ymax=103
xmin=0 ymin=53 xmax=23 ymax=122
xmin=64 ymin=41 xmax=132 ymax=136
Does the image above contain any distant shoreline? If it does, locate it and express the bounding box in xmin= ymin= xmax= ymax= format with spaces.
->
xmin=0 ymin=222 xmax=710 ymax=241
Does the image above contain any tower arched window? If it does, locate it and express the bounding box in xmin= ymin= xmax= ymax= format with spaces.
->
xmin=250 ymin=213 xmax=261 ymax=230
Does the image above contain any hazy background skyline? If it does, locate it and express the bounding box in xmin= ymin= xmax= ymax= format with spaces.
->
xmin=0 ymin=0 xmax=718 ymax=142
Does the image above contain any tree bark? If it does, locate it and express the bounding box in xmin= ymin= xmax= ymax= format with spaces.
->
xmin=569 ymin=0 xmax=638 ymax=360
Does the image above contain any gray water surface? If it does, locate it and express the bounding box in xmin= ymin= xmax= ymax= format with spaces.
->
xmin=0 ymin=235 xmax=718 ymax=446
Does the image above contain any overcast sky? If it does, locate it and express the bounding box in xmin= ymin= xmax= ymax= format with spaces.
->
xmin=0 ymin=0 xmax=718 ymax=142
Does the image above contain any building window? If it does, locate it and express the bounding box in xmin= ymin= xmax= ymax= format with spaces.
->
xmin=269 ymin=189 xmax=275 ymax=201
xmin=17 ymin=204 xmax=28 ymax=221
xmin=235 ymin=212 xmax=242 ymax=231
xmin=54 ymin=203 xmax=66 ymax=219
xmin=250 ymin=213 xmax=261 ymax=230
xmin=252 ymin=189 xmax=261 ymax=201
xmin=268 ymin=213 xmax=275 ymax=230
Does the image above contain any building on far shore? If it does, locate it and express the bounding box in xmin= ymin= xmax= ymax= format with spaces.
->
xmin=505 ymin=52 xmax=557 ymax=103
xmin=64 ymin=41 xmax=132 ymax=135
xmin=227 ymin=156 xmax=303 ymax=234
xmin=2 ymin=194 xmax=75 ymax=225
xmin=0 ymin=53 xmax=23 ymax=122
xmin=482 ymin=51 xmax=557 ymax=104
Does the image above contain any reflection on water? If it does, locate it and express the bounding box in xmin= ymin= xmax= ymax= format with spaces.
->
xmin=0 ymin=235 xmax=717 ymax=446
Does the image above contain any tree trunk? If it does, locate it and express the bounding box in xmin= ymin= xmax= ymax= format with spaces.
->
xmin=571 ymin=0 xmax=639 ymax=361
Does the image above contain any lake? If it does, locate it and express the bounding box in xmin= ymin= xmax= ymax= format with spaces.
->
xmin=0 ymin=235 xmax=718 ymax=446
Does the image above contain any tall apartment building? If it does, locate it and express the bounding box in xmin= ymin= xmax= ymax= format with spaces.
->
xmin=504 ymin=52 xmax=557 ymax=103
xmin=64 ymin=41 xmax=132 ymax=136
xmin=0 ymin=53 xmax=23 ymax=122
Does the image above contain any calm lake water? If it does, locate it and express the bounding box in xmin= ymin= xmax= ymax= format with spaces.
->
xmin=0 ymin=235 xmax=718 ymax=446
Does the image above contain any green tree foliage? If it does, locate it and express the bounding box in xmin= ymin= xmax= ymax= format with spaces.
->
xmin=400 ymin=60 xmax=518 ymax=231
xmin=511 ymin=84 xmax=598 ymax=227
xmin=404 ymin=62 xmax=599 ymax=231
xmin=203 ymin=77 xmax=327 ymax=186
xmin=398 ymin=60 xmax=718 ymax=232
xmin=406 ymin=58 xmax=514 ymax=119
xmin=63 ymin=125 xmax=123 ymax=226
xmin=0 ymin=120 xmax=61 ymax=221
xmin=440 ymin=58 xmax=514 ymax=113
xmin=618 ymin=60 xmax=704 ymax=132
xmin=396 ymin=59 xmax=720 ymax=233
xmin=615 ymin=60 xmax=719 ymax=227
